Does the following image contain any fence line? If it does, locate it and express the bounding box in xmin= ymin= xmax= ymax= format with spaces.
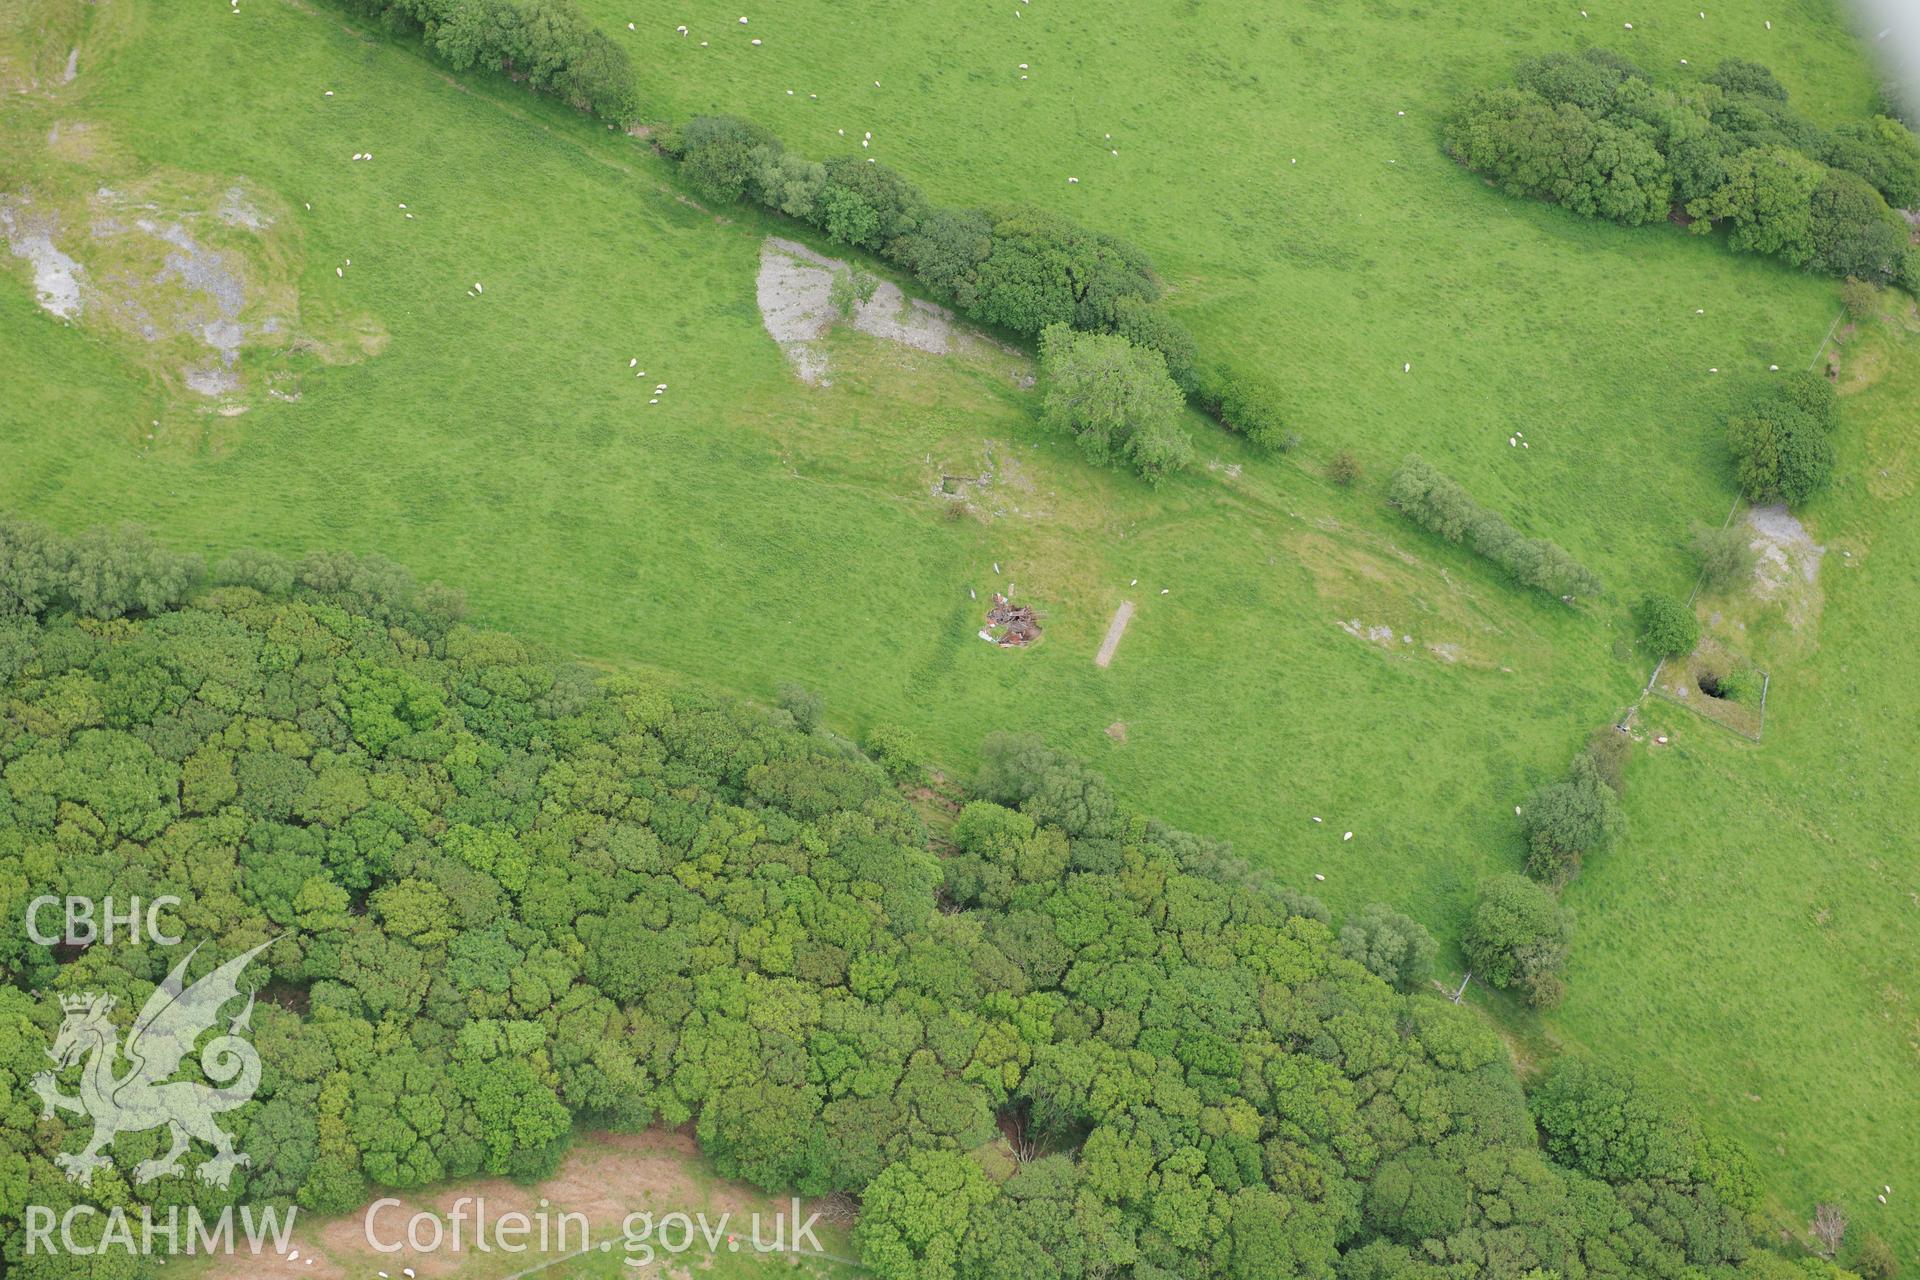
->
xmin=1646 ymin=685 xmax=1766 ymax=743
xmin=1619 ymin=309 xmax=1843 ymax=736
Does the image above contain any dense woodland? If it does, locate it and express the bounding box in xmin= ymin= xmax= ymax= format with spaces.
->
xmin=0 ymin=520 xmax=1870 ymax=1279
xmin=1447 ymin=52 xmax=1920 ymax=287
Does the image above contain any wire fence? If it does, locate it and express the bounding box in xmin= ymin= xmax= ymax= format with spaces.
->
xmin=1618 ymin=310 xmax=1843 ymax=740
xmin=1646 ymin=670 xmax=1769 ymax=742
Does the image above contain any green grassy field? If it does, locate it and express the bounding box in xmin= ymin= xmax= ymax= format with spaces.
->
xmin=592 ymin=0 xmax=1858 ymax=583
xmin=1549 ymin=304 xmax=1920 ymax=1256
xmin=0 ymin=0 xmax=1642 ymax=932
xmin=2 ymin=0 xmax=1915 ymax=1258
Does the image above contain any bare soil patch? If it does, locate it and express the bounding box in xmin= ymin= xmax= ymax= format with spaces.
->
xmin=756 ymin=235 xmax=1001 ymax=386
xmin=2 ymin=164 xmax=381 ymax=415
xmin=1287 ymin=528 xmax=1503 ymax=669
xmin=2 ymin=43 xmax=381 ymax=418
xmin=206 ymin=1130 xmax=842 ymax=1280
xmin=1094 ymin=600 xmax=1134 ymax=667
xmin=926 ymin=440 xmax=1048 ymax=522
xmin=1746 ymin=503 xmax=1824 ymax=632
xmin=1339 ymin=618 xmax=1398 ymax=647
xmin=0 ymin=198 xmax=84 ymax=318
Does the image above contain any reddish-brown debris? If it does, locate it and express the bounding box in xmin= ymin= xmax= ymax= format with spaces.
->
xmin=985 ymin=593 xmax=1041 ymax=646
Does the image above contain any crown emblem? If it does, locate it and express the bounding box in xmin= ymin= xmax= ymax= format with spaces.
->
xmin=39 ymin=941 xmax=273 ymax=1190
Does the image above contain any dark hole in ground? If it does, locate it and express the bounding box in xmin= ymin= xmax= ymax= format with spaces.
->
xmin=1698 ymin=671 xmax=1727 ymax=699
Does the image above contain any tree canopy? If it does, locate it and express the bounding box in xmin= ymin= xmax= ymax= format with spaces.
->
xmin=1448 ymin=49 xmax=1920 ymax=287
xmin=1463 ymin=874 xmax=1573 ymax=1008
xmin=1039 ymin=325 xmax=1194 ymax=485
xmin=0 ymin=519 xmax=1843 ymax=1279
xmin=1725 ymin=374 xmax=1839 ymax=506
xmin=340 ymin=0 xmax=640 ymax=122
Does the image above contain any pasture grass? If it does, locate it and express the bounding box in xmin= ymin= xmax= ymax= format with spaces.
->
xmin=589 ymin=0 xmax=1860 ymax=591
xmin=1544 ymin=305 xmax=1920 ymax=1255
xmin=0 ymin=0 xmax=1633 ymax=929
xmin=1 ymin=0 xmax=1915 ymax=1255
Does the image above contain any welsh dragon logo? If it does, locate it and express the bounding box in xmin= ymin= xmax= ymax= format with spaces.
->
xmin=32 ymin=940 xmax=272 ymax=1189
